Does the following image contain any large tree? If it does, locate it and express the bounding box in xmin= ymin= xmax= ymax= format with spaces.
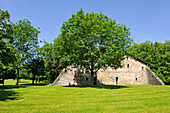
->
xmin=0 ymin=9 xmax=16 ymax=81
xmin=13 ymin=19 xmax=40 ymax=85
xmin=57 ymin=9 xmax=133 ymax=86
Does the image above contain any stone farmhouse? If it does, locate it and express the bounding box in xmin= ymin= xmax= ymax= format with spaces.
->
xmin=52 ymin=53 xmax=164 ymax=85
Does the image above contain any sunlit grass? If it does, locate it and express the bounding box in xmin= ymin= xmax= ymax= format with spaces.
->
xmin=3 ymin=79 xmax=32 ymax=85
xmin=0 ymin=79 xmax=170 ymax=113
xmin=2 ymin=79 xmax=49 ymax=86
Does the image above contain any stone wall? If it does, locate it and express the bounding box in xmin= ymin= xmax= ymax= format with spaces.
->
xmin=97 ymin=56 xmax=149 ymax=85
xmin=145 ymin=67 xmax=165 ymax=85
xmin=52 ymin=67 xmax=90 ymax=86
xmin=52 ymin=56 xmax=164 ymax=86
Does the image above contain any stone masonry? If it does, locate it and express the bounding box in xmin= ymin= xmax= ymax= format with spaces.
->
xmin=52 ymin=56 xmax=164 ymax=86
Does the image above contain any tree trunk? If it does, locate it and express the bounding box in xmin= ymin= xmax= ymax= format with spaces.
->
xmin=90 ymin=71 xmax=94 ymax=87
xmin=38 ymin=76 xmax=40 ymax=83
xmin=32 ymin=75 xmax=35 ymax=84
xmin=16 ymin=67 xmax=19 ymax=85
xmin=2 ymin=78 xmax=4 ymax=85
xmin=90 ymin=58 xmax=94 ymax=87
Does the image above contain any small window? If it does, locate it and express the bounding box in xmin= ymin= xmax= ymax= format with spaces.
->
xmin=135 ymin=78 xmax=138 ymax=81
xmin=127 ymin=57 xmax=129 ymax=60
xmin=127 ymin=64 xmax=130 ymax=68
xmin=65 ymin=70 xmax=67 ymax=72
xmin=86 ymin=77 xmax=88 ymax=81
xmin=142 ymin=67 xmax=144 ymax=70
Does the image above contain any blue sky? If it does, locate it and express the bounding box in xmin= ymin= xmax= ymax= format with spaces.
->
xmin=1 ymin=0 xmax=170 ymax=46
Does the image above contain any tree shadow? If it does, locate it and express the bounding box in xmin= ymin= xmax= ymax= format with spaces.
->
xmin=20 ymin=81 xmax=49 ymax=87
xmin=0 ymin=85 xmax=26 ymax=101
xmin=0 ymin=85 xmax=20 ymax=90
xmin=19 ymin=80 xmax=50 ymax=86
xmin=0 ymin=90 xmax=19 ymax=101
xmin=20 ymin=83 xmax=47 ymax=87
xmin=63 ymin=85 xmax=130 ymax=90
xmin=19 ymin=80 xmax=31 ymax=84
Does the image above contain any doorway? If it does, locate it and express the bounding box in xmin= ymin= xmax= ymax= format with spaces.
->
xmin=94 ymin=76 xmax=97 ymax=85
xmin=116 ymin=77 xmax=119 ymax=85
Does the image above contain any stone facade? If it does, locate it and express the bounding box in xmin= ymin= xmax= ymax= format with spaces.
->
xmin=52 ymin=56 xmax=164 ymax=86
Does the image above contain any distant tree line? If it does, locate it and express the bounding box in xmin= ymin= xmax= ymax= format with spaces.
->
xmin=0 ymin=9 xmax=65 ymax=85
xmin=0 ymin=9 xmax=46 ymax=85
xmin=128 ymin=41 xmax=170 ymax=84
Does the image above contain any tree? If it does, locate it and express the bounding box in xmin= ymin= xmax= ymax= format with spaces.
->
xmin=13 ymin=19 xmax=40 ymax=85
xmin=39 ymin=41 xmax=62 ymax=82
xmin=25 ymin=57 xmax=45 ymax=84
xmin=127 ymin=41 xmax=152 ymax=62
xmin=57 ymin=9 xmax=133 ymax=86
xmin=0 ymin=9 xmax=16 ymax=81
xmin=128 ymin=40 xmax=170 ymax=84
xmin=161 ymin=40 xmax=170 ymax=84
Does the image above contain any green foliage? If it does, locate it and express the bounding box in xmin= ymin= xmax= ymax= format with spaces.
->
xmin=39 ymin=41 xmax=62 ymax=82
xmin=13 ymin=19 xmax=40 ymax=63
xmin=25 ymin=57 xmax=45 ymax=84
xmin=128 ymin=40 xmax=170 ymax=84
xmin=0 ymin=9 xmax=16 ymax=80
xmin=19 ymin=68 xmax=29 ymax=79
xmin=161 ymin=40 xmax=170 ymax=83
xmin=57 ymin=8 xmax=133 ymax=86
xmin=13 ymin=19 xmax=40 ymax=85
xmin=57 ymin=78 xmax=60 ymax=82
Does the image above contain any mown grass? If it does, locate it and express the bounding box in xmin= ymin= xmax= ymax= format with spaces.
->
xmin=0 ymin=79 xmax=170 ymax=113
xmin=3 ymin=79 xmax=32 ymax=85
xmin=3 ymin=79 xmax=49 ymax=86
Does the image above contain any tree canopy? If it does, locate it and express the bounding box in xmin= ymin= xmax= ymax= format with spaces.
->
xmin=56 ymin=9 xmax=133 ymax=86
xmin=128 ymin=40 xmax=170 ymax=84
xmin=0 ymin=9 xmax=16 ymax=80
xmin=13 ymin=19 xmax=40 ymax=85
xmin=25 ymin=57 xmax=45 ymax=84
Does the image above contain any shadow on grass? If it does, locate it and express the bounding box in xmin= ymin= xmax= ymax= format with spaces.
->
xmin=63 ymin=85 xmax=129 ymax=90
xmin=19 ymin=80 xmax=50 ymax=87
xmin=19 ymin=80 xmax=31 ymax=84
xmin=0 ymin=90 xmax=19 ymax=101
xmin=0 ymin=85 xmax=26 ymax=101
xmin=0 ymin=85 xmax=21 ymax=89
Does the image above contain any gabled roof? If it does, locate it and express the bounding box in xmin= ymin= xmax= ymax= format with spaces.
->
xmin=126 ymin=52 xmax=150 ymax=65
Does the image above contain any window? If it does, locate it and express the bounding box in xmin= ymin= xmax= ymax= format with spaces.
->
xmin=142 ymin=67 xmax=144 ymax=70
xmin=94 ymin=76 xmax=97 ymax=85
xmin=135 ymin=78 xmax=138 ymax=81
xmin=127 ymin=57 xmax=129 ymax=60
xmin=127 ymin=64 xmax=130 ymax=68
xmin=86 ymin=77 xmax=88 ymax=81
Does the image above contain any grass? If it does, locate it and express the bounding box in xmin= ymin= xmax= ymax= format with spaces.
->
xmin=0 ymin=79 xmax=170 ymax=113
xmin=3 ymin=79 xmax=50 ymax=86
xmin=4 ymin=79 xmax=32 ymax=85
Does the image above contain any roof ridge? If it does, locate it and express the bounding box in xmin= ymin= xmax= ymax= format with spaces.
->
xmin=125 ymin=52 xmax=150 ymax=65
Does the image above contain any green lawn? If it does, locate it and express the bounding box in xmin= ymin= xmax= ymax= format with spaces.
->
xmin=0 ymin=79 xmax=170 ymax=113
xmin=3 ymin=79 xmax=50 ymax=86
xmin=3 ymin=79 xmax=32 ymax=85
